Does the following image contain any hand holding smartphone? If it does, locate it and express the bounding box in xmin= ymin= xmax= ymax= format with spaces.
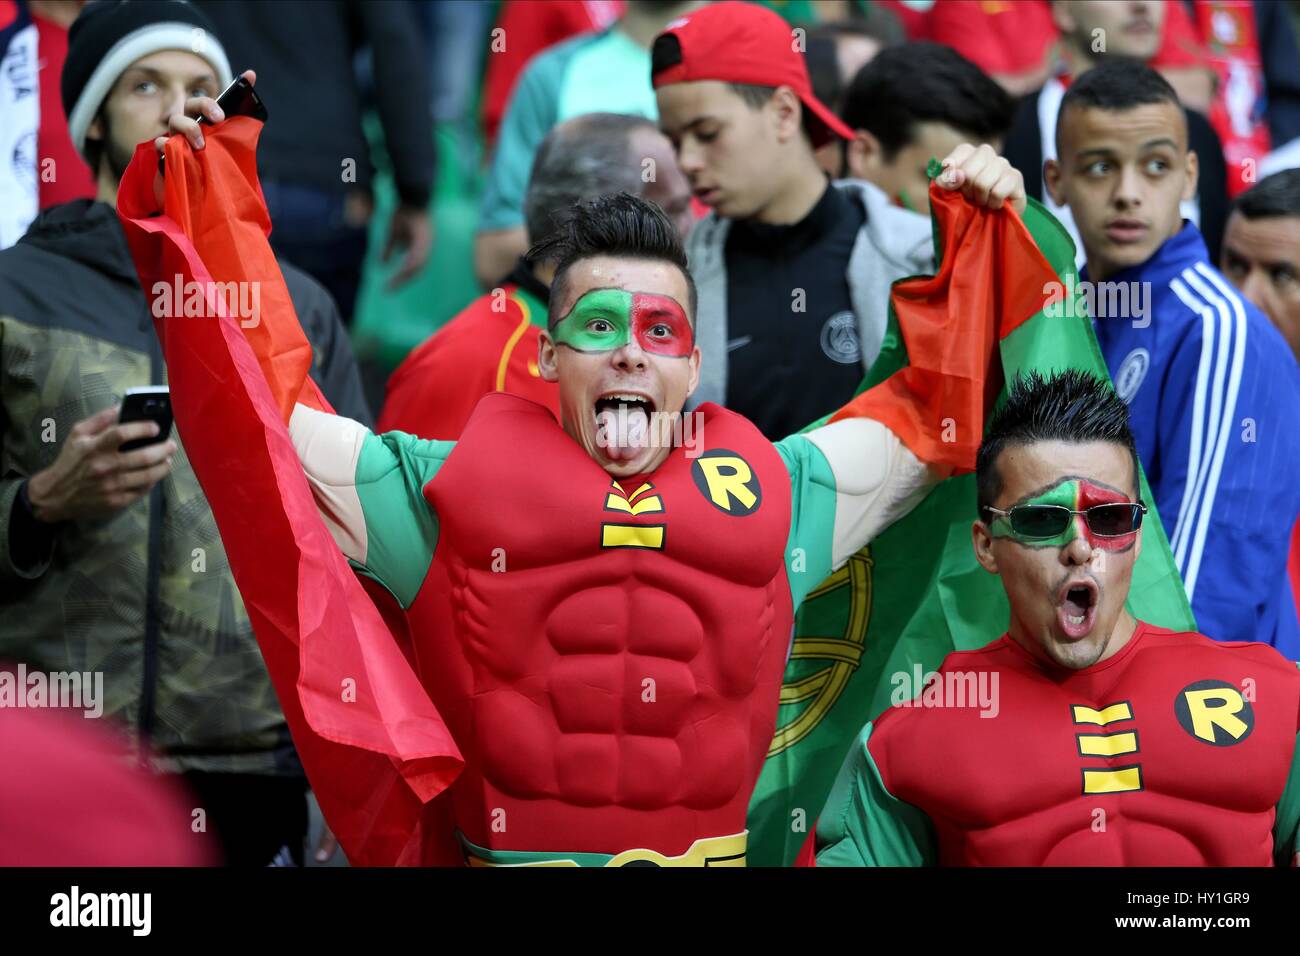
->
xmin=159 ymin=73 xmax=266 ymax=173
xmin=118 ymin=387 xmax=173 ymax=452
xmin=202 ymin=74 xmax=268 ymax=125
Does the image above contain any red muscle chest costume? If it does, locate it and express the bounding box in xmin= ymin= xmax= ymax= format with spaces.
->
xmin=870 ymin=624 xmax=1300 ymax=865
xmin=406 ymin=393 xmax=794 ymax=858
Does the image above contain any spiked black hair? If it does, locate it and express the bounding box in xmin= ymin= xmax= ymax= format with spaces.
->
xmin=976 ymin=369 xmax=1140 ymax=512
xmin=526 ymin=192 xmax=697 ymax=328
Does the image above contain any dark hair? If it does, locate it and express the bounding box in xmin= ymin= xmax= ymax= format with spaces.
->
xmin=83 ymin=106 xmax=108 ymax=179
xmin=526 ymin=192 xmax=698 ymax=328
xmin=975 ymin=370 xmax=1140 ymax=512
xmin=524 ymin=113 xmax=661 ymax=246
xmin=1056 ymin=60 xmax=1185 ymax=154
xmin=1232 ymin=168 xmax=1300 ymax=221
xmin=840 ymin=42 xmax=1014 ymax=160
xmin=728 ymin=83 xmax=820 ymax=143
xmin=650 ymin=33 xmax=818 ymax=143
xmin=803 ymin=12 xmax=906 ymax=112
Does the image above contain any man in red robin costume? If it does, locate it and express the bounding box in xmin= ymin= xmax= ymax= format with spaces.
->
xmin=119 ymin=69 xmax=1039 ymax=865
xmin=816 ymin=371 xmax=1300 ymax=867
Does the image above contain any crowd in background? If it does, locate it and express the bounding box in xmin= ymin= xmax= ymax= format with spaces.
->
xmin=2 ymin=0 xmax=1300 ymax=866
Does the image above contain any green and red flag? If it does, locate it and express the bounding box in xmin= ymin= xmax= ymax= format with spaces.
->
xmin=116 ymin=119 xmax=464 ymax=866
xmin=746 ymin=171 xmax=1196 ymax=866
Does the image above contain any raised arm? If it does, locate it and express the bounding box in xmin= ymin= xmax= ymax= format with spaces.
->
xmin=289 ymin=402 xmax=452 ymax=610
xmin=777 ymin=421 xmax=944 ymax=609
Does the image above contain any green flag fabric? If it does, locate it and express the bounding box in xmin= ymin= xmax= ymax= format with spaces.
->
xmin=746 ymin=194 xmax=1197 ymax=866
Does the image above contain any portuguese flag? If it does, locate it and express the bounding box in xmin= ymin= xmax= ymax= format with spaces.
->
xmin=116 ymin=119 xmax=464 ymax=866
xmin=745 ymin=171 xmax=1198 ymax=866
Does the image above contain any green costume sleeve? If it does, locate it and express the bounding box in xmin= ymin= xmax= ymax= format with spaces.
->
xmin=774 ymin=434 xmax=839 ymax=610
xmin=289 ymin=403 xmax=453 ymax=610
xmin=1273 ymin=668 xmax=1300 ymax=866
xmin=815 ymin=721 xmax=938 ymax=866
xmin=351 ymin=429 xmax=454 ymax=609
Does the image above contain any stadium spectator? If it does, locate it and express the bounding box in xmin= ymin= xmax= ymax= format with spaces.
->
xmin=1221 ymin=168 xmax=1300 ymax=638
xmin=379 ymin=112 xmax=691 ymax=440
xmin=802 ymin=13 xmax=905 ymax=177
xmin=1221 ymin=168 xmax=1300 ymax=361
xmin=653 ymin=2 xmax=1024 ymax=438
xmin=1044 ymin=60 xmax=1300 ymax=653
xmin=0 ymin=0 xmax=369 ymax=866
xmin=838 ymin=41 xmax=1016 ymax=213
xmin=0 ymin=0 xmax=95 ymax=249
xmin=1003 ymin=0 xmax=1229 ymax=264
xmin=474 ymin=0 xmax=702 ymax=288
xmin=481 ymin=0 xmax=625 ymax=148
xmin=194 ymin=0 xmax=436 ymax=322
xmin=924 ymin=0 xmax=1058 ymax=97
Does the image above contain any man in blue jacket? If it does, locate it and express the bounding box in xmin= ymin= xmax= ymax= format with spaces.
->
xmin=1045 ymin=60 xmax=1300 ymax=657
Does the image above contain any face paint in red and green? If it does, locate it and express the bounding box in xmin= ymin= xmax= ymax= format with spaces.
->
xmin=538 ymin=261 xmax=701 ymax=480
xmin=551 ymin=287 xmax=694 ymax=463
xmin=551 ymin=288 xmax=694 ymax=358
xmin=987 ymin=479 xmax=1141 ymax=553
xmin=989 ymin=478 xmax=1140 ymax=642
xmin=975 ymin=442 xmax=1143 ymax=671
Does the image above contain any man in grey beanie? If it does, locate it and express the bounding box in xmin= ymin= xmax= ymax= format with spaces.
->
xmin=0 ymin=0 xmax=369 ymax=865
xmin=61 ymin=0 xmax=231 ymax=188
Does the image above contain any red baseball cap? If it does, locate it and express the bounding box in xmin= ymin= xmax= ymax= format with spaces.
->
xmin=651 ymin=1 xmax=854 ymax=147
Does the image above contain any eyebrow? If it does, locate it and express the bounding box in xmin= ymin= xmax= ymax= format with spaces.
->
xmin=122 ymin=66 xmax=218 ymax=87
xmin=1224 ymin=244 xmax=1296 ymax=271
xmin=1008 ymin=474 xmax=1129 ymax=507
xmin=662 ymin=116 xmax=721 ymax=137
xmin=1075 ymin=138 xmax=1179 ymax=161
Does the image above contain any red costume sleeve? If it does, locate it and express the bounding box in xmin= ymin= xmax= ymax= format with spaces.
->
xmin=116 ymin=118 xmax=463 ymax=866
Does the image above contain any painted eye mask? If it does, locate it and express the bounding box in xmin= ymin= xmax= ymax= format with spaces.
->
xmin=551 ymin=288 xmax=693 ymax=357
xmin=986 ymin=479 xmax=1143 ymax=552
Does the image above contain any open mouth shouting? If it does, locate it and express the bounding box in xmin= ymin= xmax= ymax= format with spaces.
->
xmin=594 ymin=391 xmax=659 ymax=461
xmin=1056 ymin=577 xmax=1100 ymax=639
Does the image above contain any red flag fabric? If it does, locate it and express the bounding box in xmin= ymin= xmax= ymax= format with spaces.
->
xmin=116 ymin=118 xmax=463 ymax=866
xmin=828 ymin=184 xmax=1057 ymax=473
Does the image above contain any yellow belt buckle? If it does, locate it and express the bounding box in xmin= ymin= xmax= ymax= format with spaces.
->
xmin=464 ymin=831 xmax=748 ymax=867
xmin=605 ymin=832 xmax=748 ymax=867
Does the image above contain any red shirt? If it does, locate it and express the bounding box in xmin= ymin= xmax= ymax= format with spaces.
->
xmin=378 ymin=279 xmax=558 ymax=439
xmin=33 ymin=11 xmax=95 ymax=208
xmin=925 ymin=0 xmax=1057 ymax=77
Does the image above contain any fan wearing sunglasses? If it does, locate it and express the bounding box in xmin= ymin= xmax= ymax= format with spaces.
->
xmin=816 ymin=370 xmax=1300 ymax=866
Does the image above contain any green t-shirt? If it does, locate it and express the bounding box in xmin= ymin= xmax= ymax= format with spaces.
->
xmin=478 ymin=28 xmax=657 ymax=233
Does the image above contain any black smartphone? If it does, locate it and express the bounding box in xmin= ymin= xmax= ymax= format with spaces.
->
xmin=159 ymin=74 xmax=267 ymax=173
xmin=201 ymin=74 xmax=268 ymax=125
xmin=118 ymin=387 xmax=174 ymax=452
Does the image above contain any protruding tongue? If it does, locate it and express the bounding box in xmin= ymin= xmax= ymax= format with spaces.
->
xmin=597 ymin=405 xmax=650 ymax=461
